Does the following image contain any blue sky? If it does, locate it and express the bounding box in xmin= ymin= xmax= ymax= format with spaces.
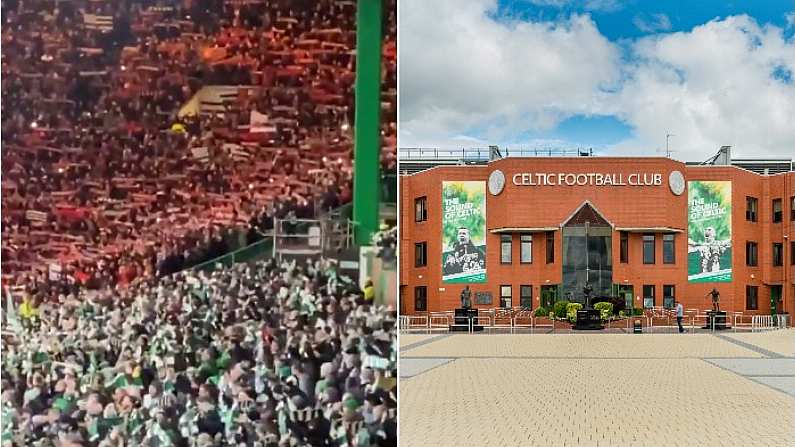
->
xmin=496 ymin=0 xmax=794 ymax=41
xmin=399 ymin=0 xmax=795 ymax=159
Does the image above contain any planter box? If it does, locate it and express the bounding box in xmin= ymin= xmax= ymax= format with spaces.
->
xmin=533 ymin=317 xmax=553 ymax=327
xmin=552 ymin=319 xmax=574 ymax=330
xmin=605 ymin=318 xmax=630 ymax=329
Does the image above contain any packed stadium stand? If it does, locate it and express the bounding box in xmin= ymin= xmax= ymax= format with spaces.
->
xmin=1 ymin=0 xmax=397 ymax=445
xmin=1 ymin=0 xmax=397 ymax=292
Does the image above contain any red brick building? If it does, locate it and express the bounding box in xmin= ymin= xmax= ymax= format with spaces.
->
xmin=400 ymin=156 xmax=795 ymax=317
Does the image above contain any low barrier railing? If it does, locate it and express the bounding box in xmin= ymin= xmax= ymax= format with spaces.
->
xmin=752 ymin=315 xmax=774 ymax=332
xmin=429 ymin=312 xmax=452 ymax=332
xmin=398 ymin=310 xmax=792 ymax=334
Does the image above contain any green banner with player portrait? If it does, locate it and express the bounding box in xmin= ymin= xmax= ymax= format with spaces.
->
xmin=687 ymin=181 xmax=732 ymax=282
xmin=442 ymin=181 xmax=486 ymax=283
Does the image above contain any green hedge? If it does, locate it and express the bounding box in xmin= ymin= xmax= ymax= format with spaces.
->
xmin=594 ymin=302 xmax=613 ymax=320
xmin=566 ymin=303 xmax=583 ymax=323
xmin=534 ymin=306 xmax=549 ymax=317
xmin=553 ymin=300 xmax=570 ymax=319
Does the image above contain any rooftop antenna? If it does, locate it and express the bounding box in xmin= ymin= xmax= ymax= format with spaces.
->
xmin=665 ymin=133 xmax=675 ymax=158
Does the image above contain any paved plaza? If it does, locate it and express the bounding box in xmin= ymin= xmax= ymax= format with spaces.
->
xmin=399 ymin=330 xmax=795 ymax=447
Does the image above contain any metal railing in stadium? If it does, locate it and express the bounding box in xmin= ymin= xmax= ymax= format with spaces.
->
xmin=191 ymin=235 xmax=274 ymax=273
xmin=188 ymin=198 xmax=363 ymax=274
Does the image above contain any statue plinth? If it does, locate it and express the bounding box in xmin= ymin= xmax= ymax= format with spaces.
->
xmin=702 ymin=310 xmax=728 ymax=330
xmin=451 ymin=308 xmax=482 ymax=332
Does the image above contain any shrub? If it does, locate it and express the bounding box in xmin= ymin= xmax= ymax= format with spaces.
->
xmin=593 ymin=302 xmax=613 ymax=320
xmin=553 ymin=300 xmax=570 ymax=319
xmin=632 ymin=308 xmax=644 ymax=316
xmin=618 ymin=310 xmax=626 ymax=318
xmin=566 ymin=302 xmax=583 ymax=323
xmin=533 ymin=306 xmax=549 ymax=317
xmin=591 ymin=296 xmax=625 ymax=314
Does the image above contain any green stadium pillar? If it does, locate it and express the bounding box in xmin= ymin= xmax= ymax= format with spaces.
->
xmin=353 ymin=0 xmax=382 ymax=246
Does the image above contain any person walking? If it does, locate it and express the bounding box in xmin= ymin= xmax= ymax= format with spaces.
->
xmin=675 ymin=300 xmax=685 ymax=333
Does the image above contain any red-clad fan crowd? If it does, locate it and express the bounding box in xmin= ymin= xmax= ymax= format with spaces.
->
xmin=1 ymin=0 xmax=397 ymax=297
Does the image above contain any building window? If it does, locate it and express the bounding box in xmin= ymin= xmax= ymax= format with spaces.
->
xmin=746 ymin=241 xmax=758 ymax=266
xmin=520 ymin=285 xmax=533 ymax=309
xmin=414 ymin=286 xmax=427 ymax=311
xmin=791 ymin=241 xmax=795 ymax=265
xmin=546 ymin=231 xmax=555 ymax=264
xmin=773 ymin=243 xmax=783 ymax=266
xmin=772 ymin=199 xmax=782 ymax=223
xmin=642 ymin=234 xmax=655 ymax=264
xmin=791 ymin=196 xmax=795 ymax=221
xmin=745 ymin=196 xmax=758 ymax=222
xmin=520 ymin=235 xmax=533 ymax=264
xmin=414 ymin=242 xmax=427 ymax=267
xmin=414 ymin=196 xmax=427 ymax=222
xmin=620 ymin=232 xmax=628 ymax=263
xmin=500 ymin=285 xmax=512 ymax=308
xmin=746 ymin=286 xmax=758 ymax=310
xmin=663 ymin=285 xmax=675 ymax=309
xmin=663 ymin=234 xmax=675 ymax=264
xmin=643 ymin=285 xmax=655 ymax=308
xmin=500 ymin=234 xmax=512 ymax=264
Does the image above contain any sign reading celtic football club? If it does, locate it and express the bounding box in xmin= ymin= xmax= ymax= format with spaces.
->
xmin=687 ymin=181 xmax=732 ymax=282
xmin=511 ymin=172 xmax=663 ymax=187
xmin=442 ymin=181 xmax=486 ymax=283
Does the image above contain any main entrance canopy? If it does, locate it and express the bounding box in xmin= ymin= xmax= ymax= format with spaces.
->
xmin=562 ymin=202 xmax=612 ymax=303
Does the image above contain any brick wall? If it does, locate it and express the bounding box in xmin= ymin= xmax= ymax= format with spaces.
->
xmin=400 ymin=158 xmax=795 ymax=316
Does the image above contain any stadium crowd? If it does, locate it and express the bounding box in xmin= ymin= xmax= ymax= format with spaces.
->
xmin=2 ymin=257 xmax=398 ymax=446
xmin=1 ymin=0 xmax=397 ymax=293
xmin=2 ymin=0 xmax=398 ymax=445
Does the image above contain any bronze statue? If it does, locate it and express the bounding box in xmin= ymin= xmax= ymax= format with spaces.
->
xmin=705 ymin=288 xmax=720 ymax=312
xmin=583 ymin=283 xmax=593 ymax=307
xmin=460 ymin=286 xmax=472 ymax=309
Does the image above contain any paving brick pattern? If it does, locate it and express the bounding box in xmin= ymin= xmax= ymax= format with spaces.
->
xmin=399 ymin=331 xmax=795 ymax=446
xmin=723 ymin=329 xmax=795 ymax=357
xmin=403 ymin=334 xmax=764 ymax=358
xmin=399 ymin=334 xmax=440 ymax=348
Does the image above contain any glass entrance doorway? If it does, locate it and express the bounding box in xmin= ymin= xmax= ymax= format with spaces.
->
xmin=562 ymin=203 xmax=613 ymax=304
xmin=770 ymin=285 xmax=782 ymax=314
xmin=616 ymin=284 xmax=634 ymax=310
xmin=540 ymin=284 xmax=559 ymax=309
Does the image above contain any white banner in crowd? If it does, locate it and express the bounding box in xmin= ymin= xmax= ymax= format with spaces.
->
xmin=222 ymin=143 xmax=251 ymax=161
xmin=191 ymin=146 xmax=209 ymax=161
xmin=83 ymin=14 xmax=114 ymax=32
xmin=250 ymin=110 xmax=276 ymax=133
xmin=49 ymin=263 xmax=62 ymax=281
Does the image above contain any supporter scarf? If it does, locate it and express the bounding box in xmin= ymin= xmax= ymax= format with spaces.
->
xmin=107 ymin=373 xmax=143 ymax=391
xmin=178 ymin=403 xmax=199 ymax=438
xmin=144 ymin=421 xmax=173 ymax=446
xmin=88 ymin=415 xmax=123 ymax=442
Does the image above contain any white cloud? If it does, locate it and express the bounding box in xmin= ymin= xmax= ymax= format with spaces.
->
xmin=525 ymin=0 xmax=570 ymax=7
xmin=606 ymin=15 xmax=795 ymax=159
xmin=786 ymin=12 xmax=795 ymax=28
xmin=399 ymin=0 xmax=620 ymax=146
xmin=400 ymin=3 xmax=795 ymax=160
xmin=583 ymin=0 xmax=622 ymax=12
xmin=632 ymin=13 xmax=672 ymax=33
xmin=525 ymin=0 xmax=622 ymax=12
